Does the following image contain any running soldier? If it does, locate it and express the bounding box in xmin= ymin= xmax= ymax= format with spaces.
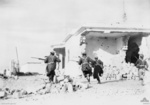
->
xmin=78 ymin=52 xmax=94 ymax=84
xmin=136 ymin=54 xmax=149 ymax=86
xmin=93 ymin=57 xmax=104 ymax=84
xmin=44 ymin=51 xmax=61 ymax=84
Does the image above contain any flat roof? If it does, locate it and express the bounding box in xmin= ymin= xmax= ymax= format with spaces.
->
xmin=51 ymin=26 xmax=150 ymax=48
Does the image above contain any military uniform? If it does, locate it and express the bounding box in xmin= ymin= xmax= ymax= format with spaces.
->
xmin=78 ymin=56 xmax=94 ymax=77
xmin=44 ymin=55 xmax=61 ymax=82
xmin=136 ymin=58 xmax=148 ymax=80
xmin=93 ymin=59 xmax=103 ymax=79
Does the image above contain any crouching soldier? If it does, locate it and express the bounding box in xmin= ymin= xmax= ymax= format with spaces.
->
xmin=44 ymin=51 xmax=61 ymax=84
xmin=78 ymin=52 xmax=94 ymax=84
xmin=136 ymin=54 xmax=149 ymax=86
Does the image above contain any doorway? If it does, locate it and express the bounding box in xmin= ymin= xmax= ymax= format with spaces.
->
xmin=125 ymin=36 xmax=142 ymax=64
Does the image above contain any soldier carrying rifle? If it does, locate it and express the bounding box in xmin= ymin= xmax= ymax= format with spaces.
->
xmin=136 ymin=54 xmax=149 ymax=86
xmin=44 ymin=51 xmax=61 ymax=84
xmin=31 ymin=51 xmax=61 ymax=84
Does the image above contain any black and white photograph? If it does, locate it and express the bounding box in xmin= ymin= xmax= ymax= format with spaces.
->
xmin=0 ymin=0 xmax=150 ymax=105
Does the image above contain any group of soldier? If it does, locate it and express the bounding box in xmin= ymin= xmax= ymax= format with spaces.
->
xmin=44 ymin=51 xmax=104 ymax=85
xmin=44 ymin=50 xmax=149 ymax=86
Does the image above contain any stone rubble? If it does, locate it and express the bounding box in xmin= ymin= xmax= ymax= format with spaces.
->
xmin=0 ymin=75 xmax=90 ymax=99
xmin=1 ymin=61 xmax=148 ymax=100
xmin=102 ymin=62 xmax=139 ymax=81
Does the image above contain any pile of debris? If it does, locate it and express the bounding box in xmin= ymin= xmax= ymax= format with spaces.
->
xmin=0 ymin=75 xmax=89 ymax=99
xmin=102 ymin=62 xmax=139 ymax=81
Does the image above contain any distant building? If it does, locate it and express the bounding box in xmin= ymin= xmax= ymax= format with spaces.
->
xmin=51 ymin=24 xmax=150 ymax=69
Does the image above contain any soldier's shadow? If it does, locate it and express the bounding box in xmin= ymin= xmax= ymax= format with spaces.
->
xmin=17 ymin=72 xmax=40 ymax=76
xmin=101 ymin=80 xmax=123 ymax=84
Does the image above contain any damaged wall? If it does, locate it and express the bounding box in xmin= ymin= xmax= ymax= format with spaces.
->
xmin=85 ymin=34 xmax=150 ymax=66
xmin=126 ymin=35 xmax=150 ymax=63
xmin=85 ymin=36 xmax=124 ymax=65
xmin=140 ymin=35 xmax=150 ymax=59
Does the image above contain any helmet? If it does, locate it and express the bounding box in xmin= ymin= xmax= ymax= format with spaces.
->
xmin=94 ymin=56 xmax=98 ymax=59
xmin=82 ymin=52 xmax=87 ymax=56
xmin=139 ymin=54 xmax=144 ymax=59
xmin=50 ymin=50 xmax=55 ymax=55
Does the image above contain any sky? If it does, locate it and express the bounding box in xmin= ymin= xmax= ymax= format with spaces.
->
xmin=0 ymin=0 xmax=150 ymax=71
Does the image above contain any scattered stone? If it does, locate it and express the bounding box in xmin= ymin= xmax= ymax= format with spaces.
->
xmin=20 ymin=90 xmax=28 ymax=95
xmin=0 ymin=91 xmax=7 ymax=98
xmin=45 ymin=83 xmax=52 ymax=93
xmin=12 ymin=90 xmax=21 ymax=99
xmin=5 ymin=88 xmax=11 ymax=95
xmin=59 ymin=84 xmax=67 ymax=93
xmin=66 ymin=83 xmax=73 ymax=93
xmin=37 ymin=89 xmax=47 ymax=95
xmin=26 ymin=87 xmax=36 ymax=94
xmin=57 ymin=75 xmax=65 ymax=82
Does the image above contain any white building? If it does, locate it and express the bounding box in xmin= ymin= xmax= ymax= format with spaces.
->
xmin=52 ymin=24 xmax=150 ymax=70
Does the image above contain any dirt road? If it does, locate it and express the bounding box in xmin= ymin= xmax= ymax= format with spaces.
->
xmin=0 ymin=75 xmax=150 ymax=105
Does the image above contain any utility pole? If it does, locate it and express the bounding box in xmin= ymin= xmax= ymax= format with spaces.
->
xmin=16 ymin=47 xmax=20 ymax=73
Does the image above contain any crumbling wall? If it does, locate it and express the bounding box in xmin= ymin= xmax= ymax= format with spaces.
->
xmin=139 ymin=35 xmax=150 ymax=59
xmin=126 ymin=35 xmax=150 ymax=64
xmin=86 ymin=36 xmax=124 ymax=65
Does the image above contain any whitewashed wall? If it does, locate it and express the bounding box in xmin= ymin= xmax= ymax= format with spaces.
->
xmin=86 ymin=36 xmax=124 ymax=65
xmin=65 ymin=35 xmax=81 ymax=65
xmin=140 ymin=35 xmax=150 ymax=59
xmin=63 ymin=34 xmax=150 ymax=68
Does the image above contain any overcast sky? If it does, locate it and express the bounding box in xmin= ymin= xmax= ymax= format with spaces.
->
xmin=0 ymin=0 xmax=150 ymax=71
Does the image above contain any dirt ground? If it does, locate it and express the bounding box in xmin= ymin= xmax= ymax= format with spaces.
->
xmin=0 ymin=75 xmax=150 ymax=105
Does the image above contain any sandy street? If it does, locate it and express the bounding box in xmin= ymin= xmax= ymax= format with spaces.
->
xmin=0 ymin=75 xmax=150 ymax=105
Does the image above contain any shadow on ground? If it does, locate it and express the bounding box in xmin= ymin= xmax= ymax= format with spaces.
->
xmin=17 ymin=72 xmax=40 ymax=76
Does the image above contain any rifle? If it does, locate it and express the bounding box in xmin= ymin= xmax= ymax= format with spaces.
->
xmin=31 ymin=57 xmax=45 ymax=60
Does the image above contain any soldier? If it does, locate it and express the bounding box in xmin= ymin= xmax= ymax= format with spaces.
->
xmin=136 ymin=54 xmax=149 ymax=86
xmin=78 ymin=52 xmax=94 ymax=84
xmin=44 ymin=51 xmax=61 ymax=84
xmin=93 ymin=57 xmax=104 ymax=84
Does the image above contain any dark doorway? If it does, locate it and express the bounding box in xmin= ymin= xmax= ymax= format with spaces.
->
xmin=125 ymin=36 xmax=142 ymax=64
xmin=54 ymin=48 xmax=65 ymax=69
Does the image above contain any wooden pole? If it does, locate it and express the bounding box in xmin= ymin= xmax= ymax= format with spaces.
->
xmin=16 ymin=47 xmax=20 ymax=73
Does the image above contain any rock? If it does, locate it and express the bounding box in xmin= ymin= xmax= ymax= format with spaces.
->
xmin=20 ymin=90 xmax=28 ymax=95
xmin=5 ymin=88 xmax=11 ymax=95
xmin=66 ymin=83 xmax=73 ymax=93
xmin=45 ymin=83 xmax=52 ymax=93
xmin=12 ymin=91 xmax=22 ymax=99
xmin=59 ymin=84 xmax=67 ymax=93
xmin=26 ymin=87 xmax=36 ymax=94
xmin=76 ymin=82 xmax=89 ymax=90
xmin=57 ymin=75 xmax=65 ymax=82
xmin=42 ymin=84 xmax=46 ymax=89
xmin=0 ymin=91 xmax=7 ymax=98
xmin=11 ymin=89 xmax=16 ymax=95
xmin=64 ymin=78 xmax=69 ymax=83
